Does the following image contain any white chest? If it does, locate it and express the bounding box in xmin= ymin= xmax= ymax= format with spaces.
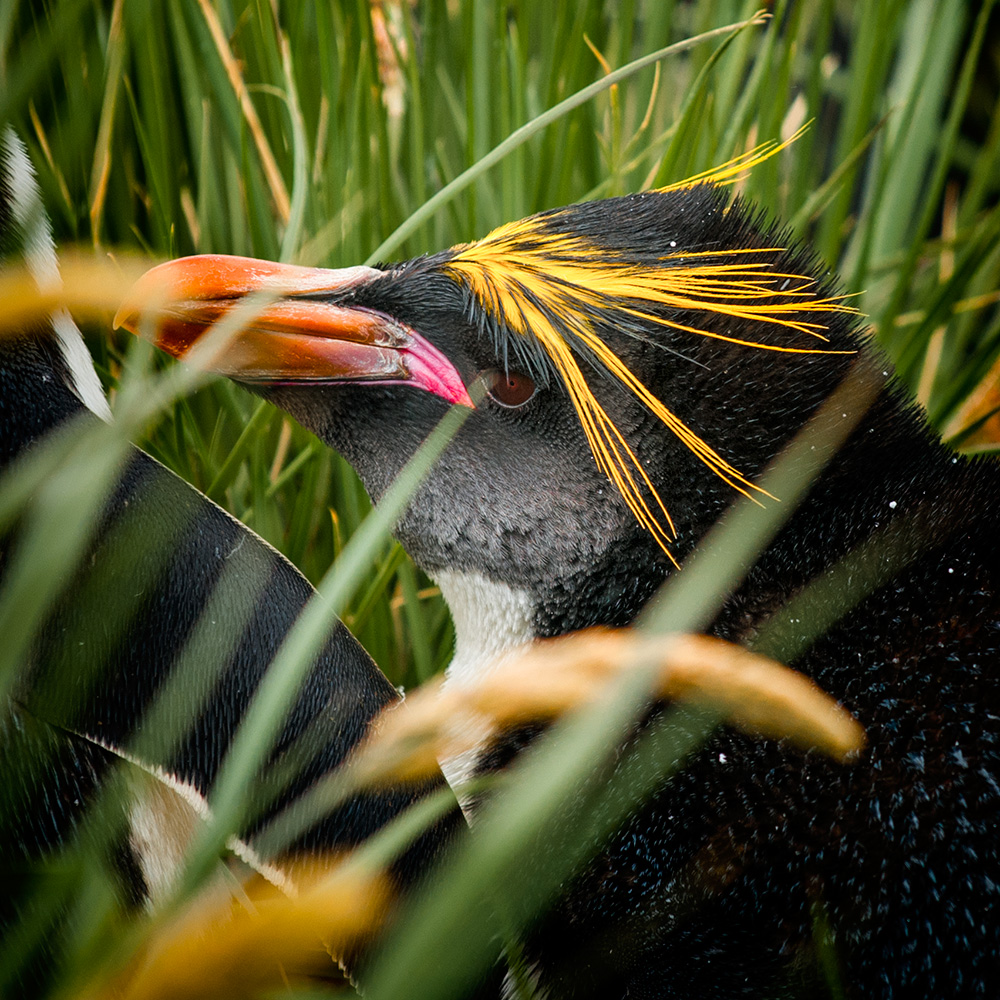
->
xmin=432 ymin=569 xmax=536 ymax=800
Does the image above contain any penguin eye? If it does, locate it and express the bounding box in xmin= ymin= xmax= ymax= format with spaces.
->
xmin=482 ymin=368 xmax=536 ymax=408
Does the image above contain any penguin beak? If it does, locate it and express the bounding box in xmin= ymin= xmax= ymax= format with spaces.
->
xmin=114 ymin=254 xmax=474 ymax=407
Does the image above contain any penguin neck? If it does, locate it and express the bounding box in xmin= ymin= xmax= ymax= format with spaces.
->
xmin=436 ymin=568 xmax=537 ymax=686
xmin=433 ymin=568 xmax=537 ymax=801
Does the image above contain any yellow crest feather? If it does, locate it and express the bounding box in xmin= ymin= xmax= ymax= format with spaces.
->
xmin=440 ymin=161 xmax=857 ymax=563
xmin=659 ymin=123 xmax=811 ymax=192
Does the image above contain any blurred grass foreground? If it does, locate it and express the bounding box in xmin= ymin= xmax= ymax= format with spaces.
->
xmin=2 ymin=2 xmax=999 ymax=998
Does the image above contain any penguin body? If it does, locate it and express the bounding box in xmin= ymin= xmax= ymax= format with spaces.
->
xmin=123 ymin=181 xmax=1000 ymax=996
xmin=0 ymin=130 xmax=463 ymax=992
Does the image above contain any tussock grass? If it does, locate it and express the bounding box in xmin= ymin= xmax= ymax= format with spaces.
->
xmin=2 ymin=2 xmax=998 ymax=997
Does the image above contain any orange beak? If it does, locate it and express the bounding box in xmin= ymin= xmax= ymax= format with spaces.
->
xmin=114 ymin=254 xmax=473 ymax=407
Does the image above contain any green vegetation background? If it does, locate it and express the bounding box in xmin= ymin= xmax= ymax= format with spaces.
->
xmin=4 ymin=0 xmax=997 ymax=689
xmin=2 ymin=1 xmax=999 ymax=997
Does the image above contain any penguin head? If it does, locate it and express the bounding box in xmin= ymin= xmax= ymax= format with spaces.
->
xmin=117 ymin=183 xmax=858 ymax=632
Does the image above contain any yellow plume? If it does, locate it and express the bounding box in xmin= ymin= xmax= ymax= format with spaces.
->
xmin=441 ymin=158 xmax=857 ymax=562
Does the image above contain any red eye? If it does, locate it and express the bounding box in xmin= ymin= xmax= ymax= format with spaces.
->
xmin=483 ymin=368 xmax=536 ymax=408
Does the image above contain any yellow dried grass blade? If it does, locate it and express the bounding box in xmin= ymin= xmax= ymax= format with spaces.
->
xmin=82 ymin=863 xmax=389 ymax=1000
xmin=358 ymin=628 xmax=865 ymax=786
xmin=942 ymin=349 xmax=1000 ymax=450
xmin=0 ymin=257 xmax=150 ymax=336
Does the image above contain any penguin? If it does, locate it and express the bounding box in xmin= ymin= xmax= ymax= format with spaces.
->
xmin=0 ymin=128 xmax=465 ymax=994
xmin=118 ymin=178 xmax=1000 ymax=997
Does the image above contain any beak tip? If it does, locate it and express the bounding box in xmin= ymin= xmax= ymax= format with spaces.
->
xmin=112 ymin=301 xmax=145 ymax=337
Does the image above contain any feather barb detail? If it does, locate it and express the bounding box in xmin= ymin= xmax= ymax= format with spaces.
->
xmin=658 ymin=123 xmax=811 ymax=192
xmin=441 ymin=193 xmax=857 ymax=561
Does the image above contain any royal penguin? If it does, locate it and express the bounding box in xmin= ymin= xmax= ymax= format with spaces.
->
xmin=118 ymin=172 xmax=1000 ymax=998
